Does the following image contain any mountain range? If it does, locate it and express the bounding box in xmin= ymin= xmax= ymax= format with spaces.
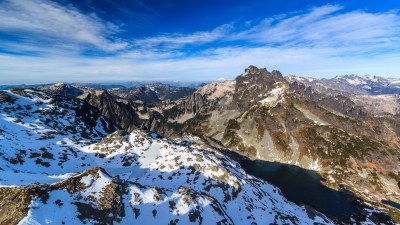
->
xmin=0 ymin=66 xmax=399 ymax=224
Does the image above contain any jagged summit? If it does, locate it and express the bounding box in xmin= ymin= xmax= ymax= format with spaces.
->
xmin=239 ymin=65 xmax=283 ymax=80
xmin=240 ymin=65 xmax=268 ymax=77
xmin=234 ymin=66 xmax=287 ymax=111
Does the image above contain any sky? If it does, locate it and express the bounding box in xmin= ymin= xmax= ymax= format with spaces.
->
xmin=1 ymin=0 xmax=400 ymax=84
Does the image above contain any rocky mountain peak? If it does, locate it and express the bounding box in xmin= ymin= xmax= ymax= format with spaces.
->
xmin=236 ymin=66 xmax=285 ymax=84
xmin=245 ymin=65 xmax=264 ymax=72
xmin=240 ymin=65 xmax=268 ymax=77
xmin=233 ymin=66 xmax=287 ymax=111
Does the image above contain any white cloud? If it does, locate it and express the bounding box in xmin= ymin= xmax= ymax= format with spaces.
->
xmin=233 ymin=5 xmax=343 ymax=43
xmin=132 ymin=24 xmax=233 ymax=48
xmin=0 ymin=0 xmax=127 ymax=51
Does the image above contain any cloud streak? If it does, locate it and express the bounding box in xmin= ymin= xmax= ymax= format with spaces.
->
xmin=132 ymin=24 xmax=233 ymax=49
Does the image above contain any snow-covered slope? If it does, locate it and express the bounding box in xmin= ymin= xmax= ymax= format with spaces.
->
xmin=0 ymin=89 xmax=333 ymax=224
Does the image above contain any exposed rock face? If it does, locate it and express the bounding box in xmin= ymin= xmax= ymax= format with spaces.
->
xmin=0 ymin=187 xmax=33 ymax=225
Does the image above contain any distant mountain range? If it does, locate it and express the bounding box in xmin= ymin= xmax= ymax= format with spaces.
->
xmin=0 ymin=81 xmax=205 ymax=91
xmin=287 ymin=74 xmax=400 ymax=115
xmin=287 ymin=74 xmax=400 ymax=95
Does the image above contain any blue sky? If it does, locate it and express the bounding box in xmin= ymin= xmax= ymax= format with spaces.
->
xmin=1 ymin=0 xmax=400 ymax=84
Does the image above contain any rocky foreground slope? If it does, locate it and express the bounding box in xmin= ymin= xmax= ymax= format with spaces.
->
xmin=0 ymin=89 xmax=337 ymax=224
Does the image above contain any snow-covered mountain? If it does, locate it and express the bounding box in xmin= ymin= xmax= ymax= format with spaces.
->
xmin=0 ymin=89 xmax=334 ymax=224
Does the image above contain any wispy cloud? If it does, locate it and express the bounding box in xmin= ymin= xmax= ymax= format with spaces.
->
xmin=0 ymin=0 xmax=127 ymax=51
xmin=132 ymin=24 xmax=233 ymax=49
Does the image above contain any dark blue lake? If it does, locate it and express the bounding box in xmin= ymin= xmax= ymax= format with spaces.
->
xmin=382 ymin=200 xmax=400 ymax=210
xmin=240 ymin=159 xmax=362 ymax=219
